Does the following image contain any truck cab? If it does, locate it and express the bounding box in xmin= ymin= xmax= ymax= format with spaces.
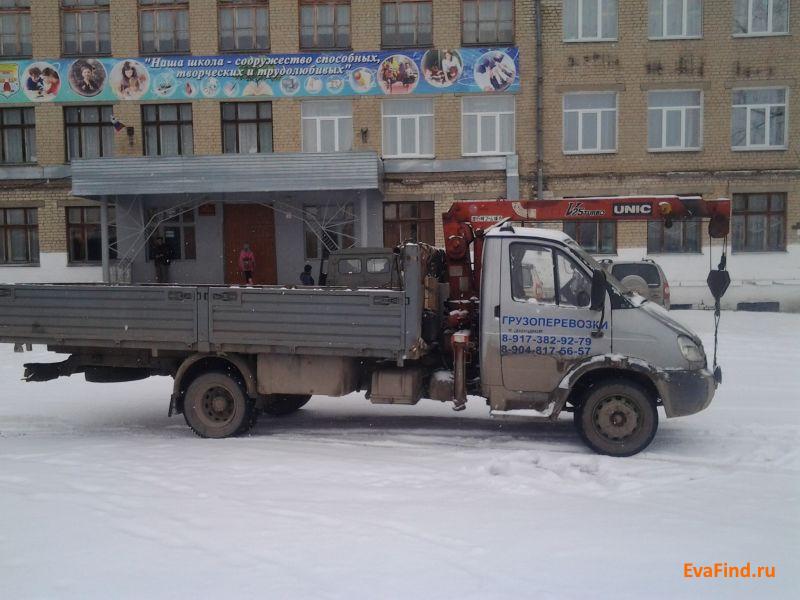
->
xmin=478 ymin=226 xmax=717 ymax=455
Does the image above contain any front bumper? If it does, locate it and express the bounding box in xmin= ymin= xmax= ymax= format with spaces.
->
xmin=657 ymin=367 xmax=718 ymax=418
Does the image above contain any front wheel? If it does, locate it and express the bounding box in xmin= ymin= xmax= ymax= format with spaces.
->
xmin=183 ymin=372 xmax=258 ymax=438
xmin=574 ymin=379 xmax=658 ymax=457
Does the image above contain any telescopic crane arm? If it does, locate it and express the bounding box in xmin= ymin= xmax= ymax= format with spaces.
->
xmin=441 ymin=195 xmax=732 ymax=300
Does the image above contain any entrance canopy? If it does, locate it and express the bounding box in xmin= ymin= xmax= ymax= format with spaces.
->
xmin=70 ymin=152 xmax=383 ymax=198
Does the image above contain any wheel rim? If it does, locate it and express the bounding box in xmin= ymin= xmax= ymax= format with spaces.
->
xmin=592 ymin=395 xmax=642 ymax=441
xmin=200 ymin=385 xmax=237 ymax=426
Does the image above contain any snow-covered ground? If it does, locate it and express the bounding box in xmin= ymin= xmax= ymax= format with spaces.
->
xmin=1 ymin=310 xmax=798 ymax=599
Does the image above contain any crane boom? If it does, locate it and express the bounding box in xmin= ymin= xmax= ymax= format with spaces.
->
xmin=442 ymin=195 xmax=731 ymax=300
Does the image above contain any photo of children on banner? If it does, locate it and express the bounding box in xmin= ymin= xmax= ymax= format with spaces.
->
xmin=110 ymin=60 xmax=149 ymax=100
xmin=23 ymin=62 xmax=60 ymax=101
xmin=422 ymin=49 xmax=463 ymax=88
xmin=474 ymin=50 xmax=516 ymax=92
xmin=69 ymin=59 xmax=106 ymax=97
xmin=0 ymin=64 xmax=20 ymax=97
xmin=378 ymin=55 xmax=418 ymax=94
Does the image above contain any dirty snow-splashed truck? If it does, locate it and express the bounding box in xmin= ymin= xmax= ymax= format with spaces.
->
xmin=0 ymin=196 xmax=732 ymax=456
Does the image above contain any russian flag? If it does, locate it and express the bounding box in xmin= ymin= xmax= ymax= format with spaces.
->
xmin=110 ymin=114 xmax=125 ymax=132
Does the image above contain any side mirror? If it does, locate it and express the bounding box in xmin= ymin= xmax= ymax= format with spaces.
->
xmin=590 ymin=269 xmax=607 ymax=311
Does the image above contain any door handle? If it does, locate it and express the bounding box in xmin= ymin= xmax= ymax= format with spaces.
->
xmin=494 ymin=305 xmax=501 ymax=318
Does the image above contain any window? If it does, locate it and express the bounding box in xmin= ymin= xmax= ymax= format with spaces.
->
xmin=563 ymin=92 xmax=617 ymax=154
xmin=648 ymin=90 xmax=702 ymax=151
xmin=732 ymin=193 xmax=786 ymax=252
xmin=649 ymin=0 xmax=702 ymax=38
xmin=300 ymin=0 xmax=350 ymax=49
xmin=383 ymin=201 xmax=434 ymax=247
xmin=0 ymin=107 xmax=35 ymax=164
xmin=143 ymin=104 xmax=193 ymax=156
xmin=301 ymin=100 xmax=352 ymax=152
xmin=462 ymin=95 xmax=515 ymax=156
xmin=219 ymin=0 xmax=269 ymax=51
xmin=647 ymin=220 xmax=701 ymax=253
xmin=367 ymin=257 xmax=390 ymax=273
xmin=338 ymin=258 xmax=362 ymax=274
xmin=148 ymin=208 xmax=196 ymax=260
xmin=0 ymin=1 xmax=30 ymax=57
xmin=139 ymin=0 xmax=189 ymax=54
xmin=732 ymin=88 xmax=787 ymax=150
xmin=67 ymin=205 xmax=117 ymax=264
xmin=556 ymin=252 xmax=592 ymax=307
xmin=462 ymin=0 xmax=513 ymax=45
xmin=382 ymin=99 xmax=434 ymax=158
xmin=564 ymin=221 xmax=616 ymax=254
xmin=382 ymin=0 xmax=432 ymax=47
xmin=222 ymin=102 xmax=272 ymax=154
xmin=304 ymin=203 xmax=356 ymax=259
xmin=0 ymin=208 xmax=38 ymax=264
xmin=62 ymin=0 xmax=110 ymax=56
xmin=734 ymin=0 xmax=789 ymax=36
xmin=65 ymin=105 xmax=114 ymax=160
xmin=510 ymin=243 xmax=556 ymax=303
xmin=563 ymin=0 xmax=617 ymax=41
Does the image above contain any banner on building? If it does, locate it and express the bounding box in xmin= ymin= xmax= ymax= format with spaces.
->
xmin=0 ymin=47 xmax=519 ymax=104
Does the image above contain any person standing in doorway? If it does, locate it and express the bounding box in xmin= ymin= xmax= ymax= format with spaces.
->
xmin=153 ymin=236 xmax=173 ymax=283
xmin=300 ymin=264 xmax=314 ymax=285
xmin=238 ymin=243 xmax=256 ymax=285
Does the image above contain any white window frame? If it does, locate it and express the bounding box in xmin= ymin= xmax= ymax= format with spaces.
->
xmin=731 ymin=87 xmax=788 ymax=151
xmin=647 ymin=90 xmax=703 ymax=152
xmin=563 ymin=0 xmax=618 ymax=42
xmin=733 ymin=0 xmax=790 ymax=37
xmin=301 ymin=100 xmax=352 ymax=153
xmin=461 ymin=95 xmax=515 ymax=156
xmin=381 ymin=99 xmax=434 ymax=158
xmin=562 ymin=92 xmax=617 ymax=155
xmin=648 ymin=0 xmax=703 ymax=39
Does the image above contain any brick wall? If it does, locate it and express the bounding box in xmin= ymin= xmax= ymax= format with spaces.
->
xmin=0 ymin=186 xmax=71 ymax=253
xmin=190 ymin=0 xmax=219 ymax=55
xmin=539 ymin=0 xmax=800 ymax=180
xmin=2 ymin=0 xmax=797 ymax=259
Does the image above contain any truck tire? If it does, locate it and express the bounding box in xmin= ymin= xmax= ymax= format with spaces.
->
xmin=261 ymin=394 xmax=312 ymax=417
xmin=183 ymin=372 xmax=258 ymax=438
xmin=574 ymin=379 xmax=658 ymax=457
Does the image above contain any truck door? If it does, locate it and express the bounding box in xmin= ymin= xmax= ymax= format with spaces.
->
xmin=499 ymin=238 xmax=611 ymax=393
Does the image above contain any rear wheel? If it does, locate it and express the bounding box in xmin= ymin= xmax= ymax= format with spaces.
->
xmin=574 ymin=379 xmax=658 ymax=457
xmin=262 ymin=394 xmax=311 ymax=417
xmin=183 ymin=372 xmax=258 ymax=438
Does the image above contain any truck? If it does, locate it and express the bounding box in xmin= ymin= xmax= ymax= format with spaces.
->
xmin=0 ymin=195 xmax=732 ymax=456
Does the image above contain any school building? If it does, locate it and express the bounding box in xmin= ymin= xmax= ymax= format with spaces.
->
xmin=0 ymin=1 xmax=798 ymax=309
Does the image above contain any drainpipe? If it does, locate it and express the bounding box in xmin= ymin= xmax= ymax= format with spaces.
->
xmin=535 ymin=0 xmax=545 ymax=200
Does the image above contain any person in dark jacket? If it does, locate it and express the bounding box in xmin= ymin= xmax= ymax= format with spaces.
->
xmin=300 ymin=264 xmax=314 ymax=285
xmin=153 ymin=237 xmax=173 ymax=283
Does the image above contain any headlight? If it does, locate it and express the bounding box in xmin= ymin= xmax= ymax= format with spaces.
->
xmin=678 ymin=335 xmax=705 ymax=365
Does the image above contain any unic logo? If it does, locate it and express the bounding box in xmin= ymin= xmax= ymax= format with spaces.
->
xmin=566 ymin=202 xmax=605 ymax=217
xmin=613 ymin=203 xmax=653 ymax=216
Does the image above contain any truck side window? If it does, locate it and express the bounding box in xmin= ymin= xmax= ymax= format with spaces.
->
xmin=556 ymin=252 xmax=592 ymax=308
xmin=338 ymin=258 xmax=362 ymax=274
xmin=510 ymin=243 xmax=556 ymax=304
xmin=367 ymin=258 xmax=390 ymax=274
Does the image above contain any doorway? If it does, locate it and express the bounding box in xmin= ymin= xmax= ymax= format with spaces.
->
xmin=223 ymin=204 xmax=277 ymax=285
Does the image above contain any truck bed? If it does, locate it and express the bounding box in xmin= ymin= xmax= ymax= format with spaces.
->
xmin=0 ymin=282 xmax=421 ymax=361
